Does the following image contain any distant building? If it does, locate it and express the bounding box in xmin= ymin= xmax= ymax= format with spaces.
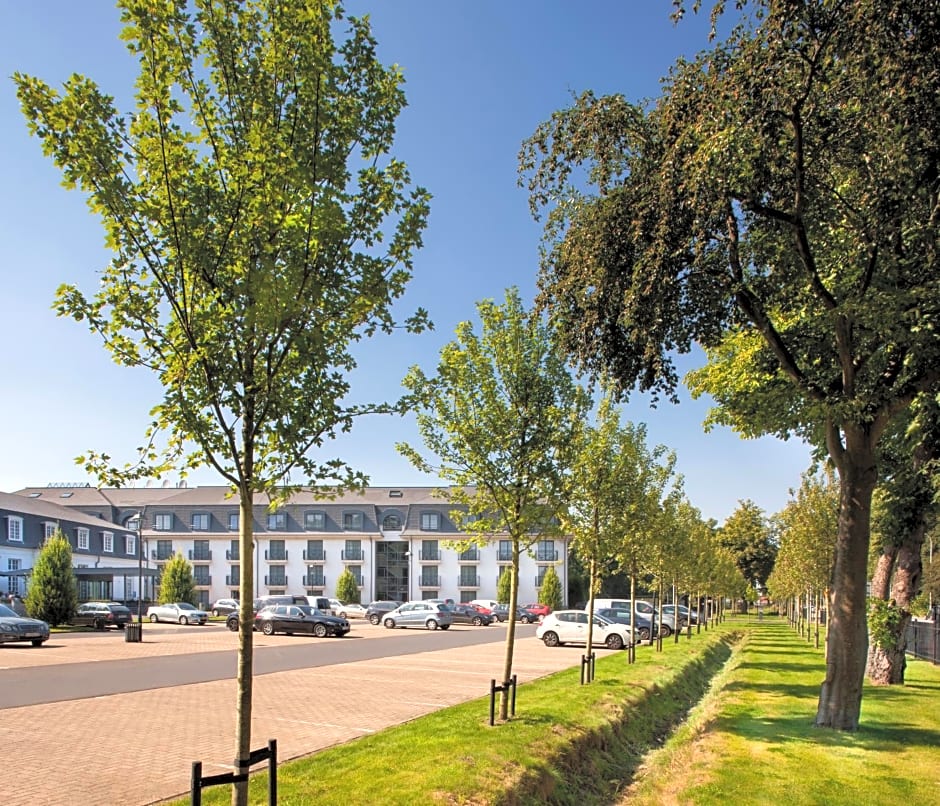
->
xmin=11 ymin=485 xmax=568 ymax=609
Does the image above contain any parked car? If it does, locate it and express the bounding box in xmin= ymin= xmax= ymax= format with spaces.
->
xmin=333 ymin=601 xmax=368 ymax=619
xmin=226 ymin=595 xmax=308 ymax=631
xmin=449 ymin=603 xmax=493 ymax=626
xmin=536 ymin=610 xmax=634 ymax=650
xmin=0 ymin=603 xmax=49 ymax=647
xmin=253 ymin=604 xmax=350 ymax=637
xmin=661 ymin=603 xmax=698 ymax=627
xmin=147 ymin=602 xmax=209 ymax=625
xmin=382 ymin=601 xmax=453 ymax=631
xmin=595 ymin=607 xmax=658 ymax=641
xmin=210 ymin=598 xmax=239 ymax=617
xmin=365 ymin=600 xmax=402 ymax=625
xmin=307 ymin=596 xmax=335 ymax=615
xmin=522 ymin=603 xmax=552 ymax=620
xmin=470 ymin=599 xmax=500 ymax=612
xmin=70 ymin=602 xmax=132 ymax=630
xmin=492 ymin=604 xmax=533 ymax=623
xmin=593 ymin=598 xmax=677 ymax=637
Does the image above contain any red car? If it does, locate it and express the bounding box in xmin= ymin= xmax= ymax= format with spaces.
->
xmin=522 ymin=603 xmax=552 ymax=620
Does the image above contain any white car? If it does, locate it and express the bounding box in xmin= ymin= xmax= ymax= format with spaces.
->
xmin=536 ymin=610 xmax=634 ymax=650
xmin=332 ymin=601 xmax=368 ymax=619
xmin=147 ymin=602 xmax=209 ymax=625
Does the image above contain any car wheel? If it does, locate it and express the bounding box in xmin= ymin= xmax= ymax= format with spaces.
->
xmin=606 ymin=634 xmax=624 ymax=650
xmin=262 ymin=622 xmax=275 ymax=636
xmin=369 ymin=614 xmax=381 ymax=625
xmin=472 ymin=617 xmax=483 ymax=626
xmin=180 ymin=616 xmax=189 ymax=625
xmin=660 ymin=624 xmax=673 ymax=638
xmin=541 ymin=631 xmax=560 ymax=647
xmin=313 ymin=623 xmax=328 ymax=638
xmin=227 ymin=618 xmax=239 ymax=632
xmin=149 ymin=614 xmax=159 ymax=623
xmin=426 ymin=619 xmax=438 ymax=631
xmin=384 ymin=618 xmax=395 ymax=629
xmin=521 ymin=615 xmax=533 ymax=624
xmin=31 ymin=639 xmax=44 ymax=647
xmin=639 ymin=628 xmax=651 ymax=641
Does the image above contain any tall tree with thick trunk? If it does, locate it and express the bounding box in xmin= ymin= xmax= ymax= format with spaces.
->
xmin=15 ymin=3 xmax=429 ymax=802
xmin=521 ymin=0 xmax=940 ymax=730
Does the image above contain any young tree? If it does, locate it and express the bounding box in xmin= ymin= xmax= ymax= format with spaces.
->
xmin=496 ymin=566 xmax=513 ymax=604
xmin=398 ymin=287 xmax=589 ymax=719
xmin=16 ymin=3 xmax=429 ymax=800
xmin=539 ymin=566 xmax=563 ymax=613
xmin=718 ymin=501 xmax=777 ymax=593
xmin=24 ymin=532 xmax=78 ymax=627
xmin=521 ymin=1 xmax=940 ymax=729
xmin=158 ymin=553 xmax=196 ymax=604
xmin=335 ymin=568 xmax=360 ymax=605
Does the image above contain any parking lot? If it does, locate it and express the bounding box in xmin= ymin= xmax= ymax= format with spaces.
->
xmin=1 ymin=622 xmax=598 ymax=805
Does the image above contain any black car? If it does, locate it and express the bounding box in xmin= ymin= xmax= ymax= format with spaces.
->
xmin=366 ymin=600 xmax=401 ymax=625
xmin=596 ymin=607 xmax=658 ymax=641
xmin=70 ymin=602 xmax=133 ymax=630
xmin=253 ymin=604 xmax=350 ymax=637
xmin=226 ymin=595 xmax=308 ymax=631
xmin=448 ymin=604 xmax=493 ymax=626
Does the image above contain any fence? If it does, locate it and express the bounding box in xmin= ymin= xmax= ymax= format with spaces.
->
xmin=905 ymin=617 xmax=939 ymax=665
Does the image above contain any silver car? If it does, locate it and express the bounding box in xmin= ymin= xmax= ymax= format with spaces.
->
xmin=146 ymin=602 xmax=209 ymax=625
xmin=382 ymin=601 xmax=453 ymax=631
xmin=0 ymin=603 xmax=50 ymax=647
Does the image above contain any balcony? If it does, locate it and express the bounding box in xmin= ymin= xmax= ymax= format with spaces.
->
xmin=226 ymin=549 xmax=240 ymax=561
xmin=151 ymin=549 xmax=174 ymax=561
xmin=418 ymin=575 xmax=440 ymax=589
xmin=342 ymin=549 xmax=364 ymax=562
xmin=303 ymin=574 xmax=326 ymax=587
xmin=303 ymin=549 xmax=326 ymax=562
xmin=457 ymin=549 xmax=479 ymax=563
xmin=265 ymin=549 xmax=288 ymax=562
xmin=194 ymin=576 xmax=212 ymax=587
xmin=535 ymin=576 xmax=549 ymax=587
xmin=419 ymin=550 xmax=441 ymax=562
xmin=535 ymin=550 xmax=559 ymax=563
xmin=457 ymin=575 xmax=481 ymax=589
xmin=225 ymin=575 xmax=239 ymax=586
xmin=189 ymin=549 xmax=212 ymax=561
xmin=497 ymin=550 xmax=513 ymax=563
xmin=264 ymin=575 xmax=288 ymax=587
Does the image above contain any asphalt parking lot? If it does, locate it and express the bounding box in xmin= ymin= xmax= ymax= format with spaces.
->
xmin=1 ymin=621 xmax=599 ymax=805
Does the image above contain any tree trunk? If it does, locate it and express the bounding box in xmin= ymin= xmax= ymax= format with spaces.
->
xmin=499 ymin=540 xmax=521 ymax=720
xmin=815 ymin=430 xmax=877 ymax=731
xmin=629 ymin=570 xmax=637 ymax=663
xmin=233 ymin=481 xmax=255 ymax=806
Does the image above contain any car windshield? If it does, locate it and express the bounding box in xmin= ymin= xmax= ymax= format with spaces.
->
xmin=0 ymin=604 xmax=18 ymax=617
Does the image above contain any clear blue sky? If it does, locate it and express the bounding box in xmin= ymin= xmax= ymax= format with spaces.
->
xmin=0 ymin=2 xmax=812 ymax=524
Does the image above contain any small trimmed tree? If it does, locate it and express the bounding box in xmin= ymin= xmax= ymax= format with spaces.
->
xmin=539 ymin=566 xmax=563 ymax=612
xmin=158 ymin=553 xmax=195 ymax=605
xmin=24 ymin=531 xmax=78 ymax=626
xmin=335 ymin=568 xmax=360 ymax=605
xmin=496 ymin=566 xmax=513 ymax=603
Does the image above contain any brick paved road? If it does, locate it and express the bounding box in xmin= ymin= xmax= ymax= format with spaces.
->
xmin=1 ymin=623 xmax=595 ymax=805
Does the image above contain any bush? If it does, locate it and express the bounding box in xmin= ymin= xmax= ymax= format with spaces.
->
xmin=335 ymin=568 xmax=360 ymax=604
xmin=24 ymin=532 xmax=78 ymax=626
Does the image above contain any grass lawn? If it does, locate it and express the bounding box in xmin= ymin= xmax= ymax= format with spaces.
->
xmin=174 ymin=617 xmax=940 ymax=805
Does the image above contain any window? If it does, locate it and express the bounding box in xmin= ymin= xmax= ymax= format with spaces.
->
xmin=267 ymin=512 xmax=286 ymax=530
xmin=305 ymin=540 xmax=324 ymax=561
xmin=420 ymin=568 xmax=439 ymax=587
xmin=126 ymin=534 xmax=136 ymax=556
xmin=7 ymin=559 xmax=20 ymax=595
xmin=342 ymin=539 xmax=363 ymax=561
xmin=77 ymin=528 xmax=89 ymax=550
xmin=420 ymin=539 xmax=440 ymax=561
xmin=304 ymin=511 xmax=325 ymax=530
xmin=342 ymin=511 xmax=363 ymax=530
xmin=7 ymin=517 xmax=23 ymax=542
xmin=193 ymin=566 xmax=211 ymax=586
xmin=228 ymin=512 xmax=239 ymax=531
xmin=498 ymin=540 xmax=512 ymax=562
xmin=382 ymin=513 xmax=402 ymax=530
xmin=420 ymin=512 xmax=440 ymax=531
xmin=348 ymin=566 xmax=363 ymax=586
xmin=536 ymin=567 xmax=549 ymax=587
xmin=305 ymin=566 xmax=325 ymax=587
xmin=459 ymin=547 xmax=479 ymax=561
xmin=266 ymin=540 xmax=287 ymax=561
xmin=459 ymin=566 xmax=478 ymax=587
xmin=536 ymin=540 xmax=557 ymax=562
xmin=154 ymin=513 xmax=173 ymax=531
xmin=227 ymin=565 xmax=240 ymax=586
xmin=227 ymin=540 xmax=240 ymax=561
xmin=266 ymin=567 xmax=287 ymax=587
xmin=102 ymin=532 xmax=114 ymax=553
xmin=155 ymin=540 xmax=174 ymax=561
xmin=191 ymin=540 xmax=211 ymax=561
xmin=191 ymin=513 xmax=210 ymax=531
xmin=43 ymin=522 xmax=56 ymax=540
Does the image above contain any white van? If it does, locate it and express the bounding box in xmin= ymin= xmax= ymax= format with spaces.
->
xmin=470 ymin=599 xmax=500 ymax=611
xmin=592 ymin=599 xmax=655 ymax=617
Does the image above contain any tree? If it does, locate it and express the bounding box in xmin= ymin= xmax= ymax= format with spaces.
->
xmin=24 ymin=532 xmax=78 ymax=627
xmin=16 ymin=3 xmax=429 ymax=801
xmin=718 ymin=501 xmax=777 ymax=592
xmin=539 ymin=565 xmax=563 ymax=612
xmin=521 ymin=1 xmax=940 ymax=730
xmin=158 ymin=553 xmax=196 ymax=604
xmin=496 ymin=565 xmax=513 ymax=604
xmin=335 ymin=568 xmax=360 ymax=605
xmin=398 ymin=287 xmax=588 ymax=720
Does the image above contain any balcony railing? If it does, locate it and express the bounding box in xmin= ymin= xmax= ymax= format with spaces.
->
xmin=264 ymin=575 xmax=288 ymax=587
xmin=535 ymin=550 xmax=559 ymax=563
xmin=303 ymin=549 xmax=326 ymax=562
xmin=225 ymin=575 xmax=239 ymax=586
xmin=419 ymin=550 xmax=441 ymax=561
xmin=226 ymin=549 xmax=240 ymax=561
xmin=151 ymin=549 xmax=174 ymax=561
xmin=418 ymin=576 xmax=440 ymax=588
xmin=535 ymin=576 xmax=548 ymax=587
xmin=458 ymin=550 xmax=479 ymax=562
xmin=342 ymin=549 xmax=364 ymax=562
xmin=496 ymin=550 xmax=513 ymax=562
xmin=189 ymin=549 xmax=212 ymax=561
xmin=194 ymin=576 xmax=211 ymax=587
xmin=458 ymin=575 xmax=481 ymax=588
xmin=303 ymin=575 xmax=326 ymax=587
xmin=265 ymin=550 xmax=288 ymax=562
